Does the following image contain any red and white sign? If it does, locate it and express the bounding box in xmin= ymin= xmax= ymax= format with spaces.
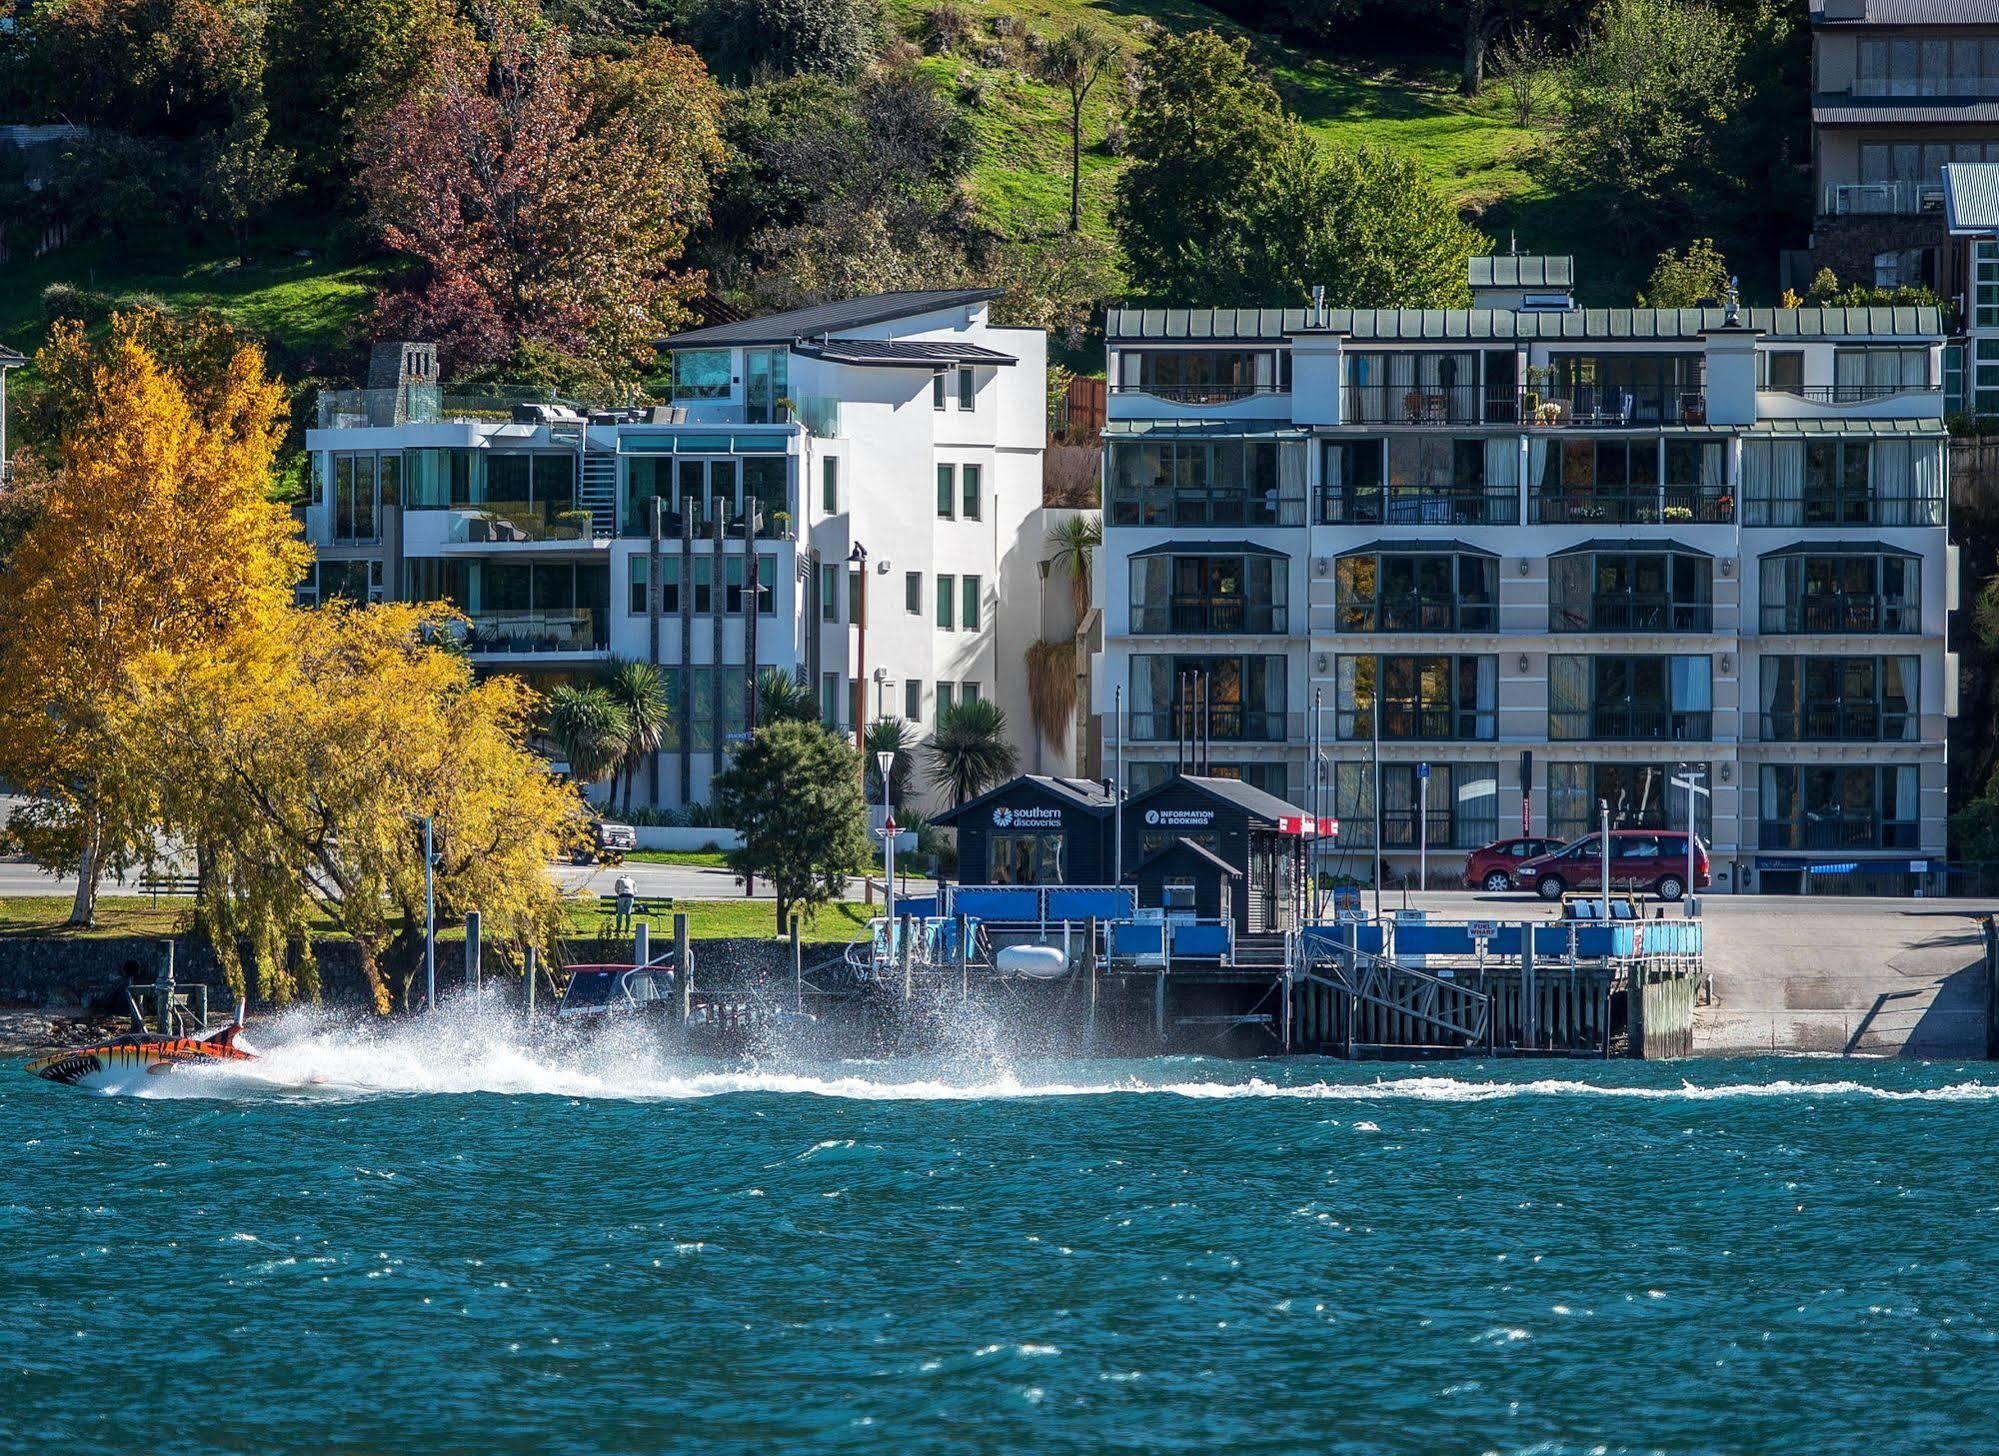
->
xmin=1277 ymin=815 xmax=1318 ymax=837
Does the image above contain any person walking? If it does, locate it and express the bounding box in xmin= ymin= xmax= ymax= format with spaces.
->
xmin=614 ymin=872 xmax=637 ymax=936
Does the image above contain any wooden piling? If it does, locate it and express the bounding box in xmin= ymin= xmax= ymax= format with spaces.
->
xmin=1084 ymin=917 xmax=1098 ymax=1050
xmin=674 ymin=913 xmax=692 ymax=1029
xmin=790 ymin=913 xmax=802 ymax=1014
xmin=955 ymin=913 xmax=969 ymax=1003
xmin=465 ymin=910 xmax=482 ymax=990
xmin=524 ymin=945 xmax=537 ymax=1023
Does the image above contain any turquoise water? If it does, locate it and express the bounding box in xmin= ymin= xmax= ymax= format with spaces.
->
xmin=4 ymin=1008 xmax=1999 ymax=1455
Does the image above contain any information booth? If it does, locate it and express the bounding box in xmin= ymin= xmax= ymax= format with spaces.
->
xmin=1123 ymin=775 xmax=1316 ymax=935
xmin=937 ymin=776 xmax=1116 ymax=886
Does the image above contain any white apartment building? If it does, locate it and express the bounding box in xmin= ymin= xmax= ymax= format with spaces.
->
xmin=302 ymin=289 xmax=1049 ymax=812
xmin=1094 ymin=258 xmax=1958 ymax=895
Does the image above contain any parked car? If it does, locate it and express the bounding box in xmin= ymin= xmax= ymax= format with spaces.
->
xmin=1514 ymin=830 xmax=1710 ymax=902
xmin=1463 ymin=836 xmax=1567 ymax=891
xmin=573 ymin=816 xmax=637 ymax=866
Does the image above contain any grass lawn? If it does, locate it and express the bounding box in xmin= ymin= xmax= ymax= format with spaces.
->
xmin=561 ymin=898 xmax=872 ymax=945
xmin=623 ymin=849 xmax=734 ymax=868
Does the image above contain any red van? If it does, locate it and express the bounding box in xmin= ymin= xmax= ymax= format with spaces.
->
xmin=1514 ymin=830 xmax=1710 ymax=902
xmin=1463 ymin=836 xmax=1566 ymax=891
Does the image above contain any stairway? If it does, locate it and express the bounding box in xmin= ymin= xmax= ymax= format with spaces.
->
xmin=580 ymin=448 xmax=618 ymax=538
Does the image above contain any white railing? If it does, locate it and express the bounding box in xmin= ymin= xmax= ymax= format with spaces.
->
xmin=1821 ymin=181 xmax=1944 ymax=217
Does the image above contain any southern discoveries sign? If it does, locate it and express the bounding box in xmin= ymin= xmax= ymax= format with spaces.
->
xmin=993 ymin=805 xmax=1065 ymax=830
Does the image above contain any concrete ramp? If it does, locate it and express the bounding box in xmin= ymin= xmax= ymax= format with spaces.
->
xmin=1695 ymin=899 xmax=1989 ymax=1058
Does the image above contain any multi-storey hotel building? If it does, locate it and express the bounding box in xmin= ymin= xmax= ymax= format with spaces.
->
xmin=302 ymin=290 xmax=1049 ymax=811
xmin=1095 ymin=258 xmax=1957 ymax=895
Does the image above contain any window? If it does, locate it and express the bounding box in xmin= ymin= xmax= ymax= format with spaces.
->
xmin=1319 ymin=439 xmax=1384 ymax=523
xmin=1331 ymin=762 xmax=1497 ymax=850
xmin=628 ymin=556 xmax=648 ymax=616
xmin=1335 ymin=655 xmax=1497 ymax=740
xmin=1120 ymin=349 xmax=1281 ymax=402
xmin=1548 ymin=762 xmax=1710 ymax=841
xmin=1760 ymin=655 xmax=1917 ymax=742
xmin=1546 ymin=352 xmax=1705 ymax=424
xmin=937 ymin=682 xmax=955 ymax=715
xmin=957 ymin=366 xmax=975 ymax=410
xmin=299 ymin=559 xmax=384 ymax=607
xmin=671 ymin=349 xmax=731 ymax=399
xmin=961 ymin=575 xmax=981 ymax=631
xmin=1760 ymin=764 xmax=1919 ymax=850
xmin=1334 ymin=550 xmax=1494 ymax=632
xmin=333 ymin=453 xmax=390 ymax=544
xmin=692 ymin=557 xmax=714 ymax=614
xmin=1129 ymin=655 xmax=1287 ymax=741
xmin=1833 ymin=347 xmax=1931 ymax=399
xmin=1344 ymin=350 xmax=1492 ymax=425
xmin=1548 ymin=655 xmax=1712 ymax=741
xmin=1549 ymin=550 xmax=1712 ymax=632
xmin=1763 ymin=350 xmax=1805 ymax=392
xmin=937 ymin=464 xmax=956 ymax=519
xmin=906 ymin=571 xmax=922 ymax=614
xmin=660 ymin=556 xmax=680 ymax=613
xmin=821 ymin=672 xmax=840 ymax=727
xmin=1130 ymin=551 xmax=1290 ymax=634
xmin=756 ymin=556 xmax=774 ymax=614
xmin=821 ymin=456 xmax=838 ymax=514
xmin=725 ymin=557 xmax=771 ymax=615
xmin=1759 ymin=550 xmax=1920 ymax=634
xmin=1976 ymin=241 xmax=1999 ymax=331
xmin=309 ymin=459 xmax=326 ymax=508
xmin=960 ymin=681 xmax=981 ymax=703
xmin=848 ymin=570 xmax=862 ymax=624
xmin=725 ymin=556 xmax=746 ymax=615
xmin=1532 ymin=437 xmax=1727 ymax=525
xmin=905 ymin=679 xmax=922 ymax=721
xmin=962 ymin=463 xmax=982 ymax=520
xmin=936 ymin=574 xmax=955 ymax=630
xmin=1108 ymin=438 xmax=1308 ymax=527
xmin=991 ymin=832 xmax=1066 ymax=885
xmin=1874 ymin=249 xmax=1926 ymax=290
xmin=1742 ymin=439 xmax=1944 ymax=527
xmin=932 ymin=371 xmax=947 ymax=410
xmin=1855 ymin=36 xmax=1999 ymax=98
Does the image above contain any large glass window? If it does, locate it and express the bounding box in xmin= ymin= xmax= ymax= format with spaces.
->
xmin=1760 ymin=655 xmax=1917 ymax=742
xmin=671 ymin=349 xmax=732 ymax=399
xmin=1130 ymin=552 xmax=1289 ymax=634
xmin=1548 ymin=654 xmax=1712 ymax=741
xmin=417 ymin=559 xmax=608 ymax=653
xmin=1549 ymin=550 xmax=1712 ymax=632
xmin=1334 ymin=550 xmax=1496 ymax=632
xmin=1344 ymin=351 xmax=1511 ymax=425
xmin=1833 ymin=347 xmax=1932 ymax=399
xmin=1107 ymin=438 xmax=1308 ymax=526
xmin=1531 ymin=437 xmax=1729 ymax=524
xmin=1741 ymin=438 xmax=1944 ymax=527
xmin=332 ymin=452 xmax=399 ymax=544
xmin=1335 ymin=656 xmax=1497 ymax=741
xmin=990 ymin=833 xmax=1066 ymax=885
xmin=1760 ymin=765 xmax=1920 ymax=850
xmin=1855 ymin=37 xmax=1999 ymax=97
xmin=1331 ymin=762 xmax=1498 ymax=850
xmin=1758 ymin=551 xmax=1920 ymax=634
xmin=1548 ymin=762 xmax=1710 ymax=841
xmin=1117 ymin=349 xmax=1282 ymax=402
xmin=1129 ymin=655 xmax=1287 ymax=742
xmin=1541 ymin=353 xmax=1705 ymax=425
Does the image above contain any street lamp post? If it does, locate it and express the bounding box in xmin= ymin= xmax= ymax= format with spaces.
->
xmin=876 ymin=749 xmax=897 ymax=928
xmin=1670 ymin=769 xmax=1710 ymax=917
xmin=848 ymin=543 xmax=868 ymax=761
xmin=421 ymin=815 xmax=436 ymax=1012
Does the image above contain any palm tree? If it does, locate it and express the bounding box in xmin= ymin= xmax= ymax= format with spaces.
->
xmin=1034 ymin=23 xmax=1121 ymax=234
xmin=546 ymin=685 xmax=628 ymax=800
xmin=1046 ymin=512 xmax=1102 ymax=622
xmin=925 ymin=698 xmax=1019 ymax=807
xmin=604 ymin=659 xmax=672 ymax=815
xmin=865 ymin=716 xmax=919 ymax=809
xmin=757 ymin=667 xmax=818 ymax=726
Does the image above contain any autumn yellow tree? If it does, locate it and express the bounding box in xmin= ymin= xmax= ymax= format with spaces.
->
xmin=0 ymin=315 xmax=303 ymax=925
xmin=137 ymin=601 xmax=583 ymax=1010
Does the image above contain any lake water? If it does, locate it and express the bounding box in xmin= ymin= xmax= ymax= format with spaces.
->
xmin=4 ymin=1004 xmax=1998 ymax=1455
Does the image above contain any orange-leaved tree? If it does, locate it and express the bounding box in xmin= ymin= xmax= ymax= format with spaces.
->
xmin=0 ymin=313 xmax=304 ymax=926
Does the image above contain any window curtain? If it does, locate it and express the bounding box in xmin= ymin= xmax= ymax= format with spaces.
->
xmin=1550 ymin=554 xmax=1589 ymax=631
xmin=1670 ymin=655 xmax=1713 ymax=713
xmin=1913 ymin=441 xmax=1943 ymax=524
xmin=1334 ymin=763 xmax=1374 ymax=846
xmin=1548 ymin=655 xmax=1588 ymax=738
xmin=1891 ymin=764 xmax=1919 ymax=823
xmin=1474 ymin=654 xmax=1498 ymax=717
xmin=1697 ymin=441 xmax=1725 ymax=488
xmin=1455 ymin=767 xmax=1498 ymax=848
xmin=1760 ymin=655 xmax=1792 ymax=717
xmin=1259 ymin=655 xmax=1287 ymax=720
xmin=1873 ymin=439 xmax=1914 ymax=523
xmin=1484 ymin=437 xmax=1520 ymax=491
xmin=1278 ymin=442 xmax=1307 ymax=522
xmin=1548 ymin=762 xmax=1588 ymax=837
xmin=1526 ymin=436 xmax=1551 ymax=496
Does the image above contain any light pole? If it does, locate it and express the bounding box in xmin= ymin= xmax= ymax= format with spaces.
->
xmin=1670 ymin=768 xmax=1710 ymax=916
xmin=1599 ymin=798 xmax=1612 ymax=918
xmin=1113 ymin=684 xmax=1125 ymax=887
xmin=1371 ymin=696 xmax=1383 ymax=923
xmin=848 ymin=543 xmax=868 ymax=761
xmin=421 ymin=815 xmax=436 ymax=1012
xmin=876 ymin=749 xmax=897 ymax=927
xmin=1417 ymin=761 xmax=1430 ymax=895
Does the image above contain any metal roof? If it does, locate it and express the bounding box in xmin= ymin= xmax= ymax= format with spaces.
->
xmin=1815 ymin=101 xmax=1999 ymax=125
xmin=1106 ymin=306 xmax=1942 ymax=342
xmin=1134 ymin=836 xmax=1242 ymax=878
xmin=1130 ymin=773 xmax=1310 ymax=825
xmin=931 ymin=773 xmax=1116 ymax=826
xmin=658 ymin=290 xmax=1001 ymax=347
xmin=1944 ymin=162 xmax=1999 ymax=234
xmin=1336 ymin=538 xmax=1497 ymax=557
xmin=1551 ymin=538 xmax=1714 ymax=557
xmin=0 ymin=345 xmax=23 ymax=366
xmin=1129 ymin=540 xmax=1290 ymax=558
xmin=1746 ymin=418 xmax=1946 ymax=436
xmin=1759 ymin=540 xmax=1923 ymax=558
xmin=1811 ymin=0 xmax=1999 ymax=24
xmin=1469 ymin=255 xmax=1574 ymax=288
xmin=1102 ymin=418 xmax=1309 ymax=439
xmin=792 ymin=338 xmax=1017 ymax=368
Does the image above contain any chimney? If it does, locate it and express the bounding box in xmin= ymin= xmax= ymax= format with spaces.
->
xmin=1311 ymin=284 xmax=1326 ymax=328
xmin=367 ymin=341 xmax=439 ymax=425
xmin=1819 ymin=0 xmax=1866 ymax=18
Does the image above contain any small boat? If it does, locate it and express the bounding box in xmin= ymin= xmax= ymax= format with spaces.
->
xmin=995 ymin=943 xmax=1070 ymax=980
xmin=26 ymin=1004 xmax=253 ymax=1091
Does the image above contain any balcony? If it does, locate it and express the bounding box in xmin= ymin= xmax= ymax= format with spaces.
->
xmin=1532 ymin=485 xmax=1733 ymax=525
xmin=1112 ymin=383 xmax=1288 ymax=407
xmin=1129 ymin=707 xmax=1288 ymax=743
xmin=1335 ymin=707 xmax=1496 ymax=741
xmin=1549 ymin=708 xmax=1712 ymax=742
xmin=1759 ymin=596 xmax=1919 ymax=635
xmin=318 ymin=385 xmax=613 ymax=429
xmin=1523 ymin=387 xmax=1708 ymax=428
xmin=1761 ymin=705 xmax=1914 ymax=743
xmin=1759 ymin=815 xmax=1919 ymax=852
xmin=1820 ymin=181 xmax=1944 ymax=218
xmin=1552 ymin=594 xmax=1713 ymax=633
xmin=1343 ymin=384 xmax=1520 ymax=427
xmin=1336 ymin=595 xmax=1498 ymax=633
xmin=1134 ymin=596 xmax=1289 ymax=635
xmin=446 ymin=501 xmax=601 ymax=544
xmin=1765 ymin=383 xmax=1935 ymax=406
xmin=1320 ymin=485 xmax=1519 ymax=526
xmin=459 ymin=610 xmax=604 ymax=655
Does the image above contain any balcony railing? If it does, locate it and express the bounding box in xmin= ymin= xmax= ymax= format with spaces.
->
xmin=1549 ymin=708 xmax=1712 ymax=741
xmin=1321 ymin=486 xmax=1519 ymax=526
xmin=1742 ymin=494 xmax=1944 ymax=528
xmin=317 ymin=385 xmax=615 ymax=428
xmin=446 ymin=501 xmax=600 ymax=543
xmin=1759 ymin=597 xmax=1920 ymax=635
xmin=1133 ymin=598 xmax=1289 ymax=635
xmin=1532 ymin=485 xmax=1733 ymax=525
xmin=1551 ymin=594 xmax=1714 ymax=633
xmin=1336 ymin=595 xmax=1498 ymax=633
xmin=1759 ymin=815 xmax=1920 ymax=851
xmin=460 ymin=610 xmax=604 ymax=654
xmin=1111 ymin=383 xmax=1288 ymax=406
xmin=1761 ymin=706 xmax=1915 ymax=743
xmin=1338 ymin=384 xmax=1708 ymax=428
xmin=1343 ymin=384 xmax=1521 ymax=426
xmin=1764 ymin=383 xmax=1937 ymax=404
xmin=1820 ymin=181 xmax=1945 ymax=217
xmin=1335 ymin=708 xmax=1496 ymax=741
xmin=1129 ymin=707 xmax=1288 ymax=743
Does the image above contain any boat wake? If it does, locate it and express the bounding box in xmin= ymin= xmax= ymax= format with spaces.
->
xmin=87 ymin=1001 xmax=1999 ymax=1105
